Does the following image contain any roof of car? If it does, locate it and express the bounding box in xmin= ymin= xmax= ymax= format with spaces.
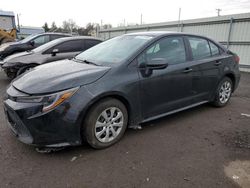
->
xmin=125 ymin=31 xmax=211 ymax=38
xmin=125 ymin=31 xmax=180 ymax=37
xmin=56 ymin=36 xmax=103 ymax=42
xmin=125 ymin=31 xmax=227 ymax=51
xmin=38 ymin=32 xmax=72 ymax=36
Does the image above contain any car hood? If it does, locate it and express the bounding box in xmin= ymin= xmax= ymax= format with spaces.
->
xmin=4 ymin=51 xmax=34 ymax=63
xmin=12 ymin=59 xmax=111 ymax=94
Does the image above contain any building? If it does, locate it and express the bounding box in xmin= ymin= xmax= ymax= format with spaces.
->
xmin=98 ymin=12 xmax=250 ymax=72
xmin=0 ymin=10 xmax=15 ymax=30
xmin=18 ymin=26 xmax=45 ymax=39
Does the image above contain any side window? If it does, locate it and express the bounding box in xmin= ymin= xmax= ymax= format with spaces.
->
xmin=33 ymin=35 xmax=50 ymax=45
xmin=209 ymin=41 xmax=220 ymax=56
xmin=51 ymin=40 xmax=85 ymax=53
xmin=188 ymin=37 xmax=211 ymax=60
xmin=84 ymin=40 xmax=101 ymax=50
xmin=138 ymin=36 xmax=186 ymax=65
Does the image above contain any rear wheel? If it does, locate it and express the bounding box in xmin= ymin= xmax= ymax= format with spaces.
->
xmin=83 ymin=98 xmax=128 ymax=149
xmin=212 ymin=77 xmax=233 ymax=107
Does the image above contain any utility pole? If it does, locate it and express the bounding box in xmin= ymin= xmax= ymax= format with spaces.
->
xmin=178 ymin=8 xmax=181 ymax=32
xmin=16 ymin=13 xmax=20 ymax=31
xmin=216 ymin=8 xmax=222 ymax=16
xmin=140 ymin=14 xmax=143 ymax=25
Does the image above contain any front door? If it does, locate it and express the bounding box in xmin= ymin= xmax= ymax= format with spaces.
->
xmin=138 ymin=36 xmax=194 ymax=120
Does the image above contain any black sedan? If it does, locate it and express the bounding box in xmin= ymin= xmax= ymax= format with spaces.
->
xmin=1 ymin=36 xmax=102 ymax=78
xmin=3 ymin=32 xmax=240 ymax=150
xmin=0 ymin=32 xmax=71 ymax=60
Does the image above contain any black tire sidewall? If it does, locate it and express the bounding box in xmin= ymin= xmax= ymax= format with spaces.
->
xmin=84 ymin=98 xmax=128 ymax=149
xmin=213 ymin=77 xmax=233 ymax=107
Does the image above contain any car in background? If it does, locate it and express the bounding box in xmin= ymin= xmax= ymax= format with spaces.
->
xmin=3 ymin=32 xmax=240 ymax=150
xmin=1 ymin=36 xmax=102 ymax=78
xmin=0 ymin=32 xmax=71 ymax=60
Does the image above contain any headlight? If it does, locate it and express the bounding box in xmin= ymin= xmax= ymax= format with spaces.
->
xmin=16 ymin=87 xmax=79 ymax=112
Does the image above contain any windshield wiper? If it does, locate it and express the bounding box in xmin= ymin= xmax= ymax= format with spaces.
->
xmin=72 ymin=57 xmax=99 ymax=66
xmin=82 ymin=59 xmax=99 ymax=66
xmin=72 ymin=57 xmax=83 ymax=62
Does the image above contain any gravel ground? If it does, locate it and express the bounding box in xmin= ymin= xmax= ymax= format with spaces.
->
xmin=0 ymin=71 xmax=250 ymax=188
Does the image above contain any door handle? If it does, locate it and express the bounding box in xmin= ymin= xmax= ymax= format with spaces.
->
xmin=214 ymin=60 xmax=222 ymax=66
xmin=182 ymin=68 xmax=193 ymax=73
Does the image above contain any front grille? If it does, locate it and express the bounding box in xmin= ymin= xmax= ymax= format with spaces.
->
xmin=5 ymin=107 xmax=30 ymax=138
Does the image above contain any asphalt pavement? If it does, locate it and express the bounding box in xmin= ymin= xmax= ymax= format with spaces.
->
xmin=0 ymin=71 xmax=250 ymax=188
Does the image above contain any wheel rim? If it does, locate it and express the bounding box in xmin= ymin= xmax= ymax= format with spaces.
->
xmin=95 ymin=107 xmax=124 ymax=143
xmin=219 ymin=81 xmax=232 ymax=104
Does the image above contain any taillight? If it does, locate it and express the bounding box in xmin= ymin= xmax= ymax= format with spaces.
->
xmin=235 ymin=55 xmax=240 ymax=64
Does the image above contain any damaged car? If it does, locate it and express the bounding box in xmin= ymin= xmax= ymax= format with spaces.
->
xmin=1 ymin=36 xmax=102 ymax=79
xmin=0 ymin=32 xmax=71 ymax=61
xmin=3 ymin=32 xmax=240 ymax=150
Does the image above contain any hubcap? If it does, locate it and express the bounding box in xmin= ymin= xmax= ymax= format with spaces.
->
xmin=95 ymin=107 xmax=124 ymax=143
xmin=219 ymin=81 xmax=232 ymax=104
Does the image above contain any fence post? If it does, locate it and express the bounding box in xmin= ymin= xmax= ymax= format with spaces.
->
xmin=227 ymin=18 xmax=234 ymax=49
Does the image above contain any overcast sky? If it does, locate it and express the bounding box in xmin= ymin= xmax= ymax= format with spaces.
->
xmin=1 ymin=0 xmax=250 ymax=28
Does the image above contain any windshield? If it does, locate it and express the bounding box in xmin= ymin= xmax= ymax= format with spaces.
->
xmin=75 ymin=35 xmax=153 ymax=66
xmin=20 ymin=34 xmax=38 ymax=43
xmin=32 ymin=39 xmax=61 ymax=53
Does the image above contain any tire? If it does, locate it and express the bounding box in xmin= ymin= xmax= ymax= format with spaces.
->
xmin=212 ymin=77 xmax=233 ymax=107
xmin=83 ymin=98 xmax=128 ymax=149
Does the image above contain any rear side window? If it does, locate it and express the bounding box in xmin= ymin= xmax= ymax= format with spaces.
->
xmin=209 ymin=41 xmax=220 ymax=56
xmin=33 ymin=35 xmax=50 ymax=45
xmin=188 ymin=37 xmax=211 ymax=60
xmin=46 ymin=40 xmax=85 ymax=53
xmin=140 ymin=36 xmax=186 ymax=65
xmin=84 ymin=40 xmax=101 ymax=50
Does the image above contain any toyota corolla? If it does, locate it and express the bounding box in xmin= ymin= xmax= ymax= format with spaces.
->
xmin=3 ymin=32 xmax=240 ymax=149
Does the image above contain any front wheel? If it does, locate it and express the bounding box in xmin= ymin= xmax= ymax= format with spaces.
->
xmin=83 ymin=98 xmax=128 ymax=149
xmin=212 ymin=77 xmax=233 ymax=107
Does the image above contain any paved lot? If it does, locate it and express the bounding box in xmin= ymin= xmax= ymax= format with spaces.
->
xmin=0 ymin=71 xmax=250 ymax=188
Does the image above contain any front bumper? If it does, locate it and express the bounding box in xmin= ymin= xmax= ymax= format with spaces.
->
xmin=3 ymin=86 xmax=92 ymax=147
xmin=4 ymin=103 xmax=33 ymax=144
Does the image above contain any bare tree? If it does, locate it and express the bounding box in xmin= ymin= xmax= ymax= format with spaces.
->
xmin=62 ymin=19 xmax=78 ymax=34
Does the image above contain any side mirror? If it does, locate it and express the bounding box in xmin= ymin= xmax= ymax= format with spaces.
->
xmin=146 ymin=58 xmax=168 ymax=70
xmin=51 ymin=49 xmax=59 ymax=56
xmin=29 ymin=41 xmax=35 ymax=46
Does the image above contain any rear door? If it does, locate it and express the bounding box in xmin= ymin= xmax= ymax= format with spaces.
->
xmin=138 ymin=36 xmax=195 ymax=120
xmin=185 ymin=36 xmax=223 ymax=102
